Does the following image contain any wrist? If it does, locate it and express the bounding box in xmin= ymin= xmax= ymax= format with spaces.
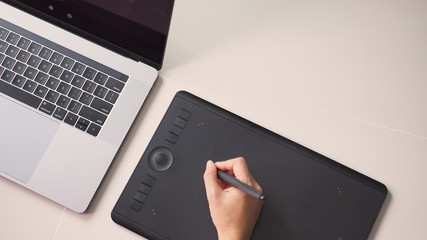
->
xmin=217 ymin=230 xmax=250 ymax=240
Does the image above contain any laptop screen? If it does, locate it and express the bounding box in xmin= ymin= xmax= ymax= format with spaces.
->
xmin=2 ymin=0 xmax=175 ymax=69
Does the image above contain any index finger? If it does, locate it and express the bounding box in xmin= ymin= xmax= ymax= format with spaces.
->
xmin=215 ymin=157 xmax=251 ymax=181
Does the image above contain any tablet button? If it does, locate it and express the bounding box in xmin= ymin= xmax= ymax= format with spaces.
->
xmin=137 ymin=183 xmax=151 ymax=195
xmin=169 ymin=125 xmax=183 ymax=136
xmin=155 ymin=154 xmax=166 ymax=165
xmin=173 ymin=117 xmax=186 ymax=128
xmin=141 ymin=175 xmax=156 ymax=187
xmin=166 ymin=132 xmax=178 ymax=144
xmin=178 ymin=109 xmax=191 ymax=120
xmin=129 ymin=199 xmax=143 ymax=211
xmin=165 ymin=109 xmax=191 ymax=144
xmin=133 ymin=191 xmax=147 ymax=203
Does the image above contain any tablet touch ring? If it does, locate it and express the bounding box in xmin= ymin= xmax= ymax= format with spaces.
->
xmin=148 ymin=147 xmax=173 ymax=172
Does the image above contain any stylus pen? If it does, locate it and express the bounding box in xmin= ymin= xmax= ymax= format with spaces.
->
xmin=217 ymin=170 xmax=265 ymax=200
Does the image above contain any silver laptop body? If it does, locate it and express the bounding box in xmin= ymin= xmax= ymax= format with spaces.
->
xmin=0 ymin=0 xmax=174 ymax=212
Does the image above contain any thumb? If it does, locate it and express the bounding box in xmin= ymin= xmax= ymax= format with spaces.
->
xmin=203 ymin=160 xmax=221 ymax=201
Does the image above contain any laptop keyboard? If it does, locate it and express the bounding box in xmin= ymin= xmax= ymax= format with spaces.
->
xmin=0 ymin=19 xmax=128 ymax=137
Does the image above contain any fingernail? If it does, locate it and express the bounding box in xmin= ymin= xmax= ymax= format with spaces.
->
xmin=206 ymin=160 xmax=213 ymax=168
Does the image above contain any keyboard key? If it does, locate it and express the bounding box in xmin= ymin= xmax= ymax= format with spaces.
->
xmin=56 ymin=95 xmax=71 ymax=108
xmin=28 ymin=42 xmax=41 ymax=54
xmin=64 ymin=112 xmax=78 ymax=126
xmin=87 ymin=123 xmax=101 ymax=137
xmin=23 ymin=79 xmax=37 ymax=93
xmin=6 ymin=32 xmax=19 ymax=45
xmin=49 ymin=52 xmax=64 ymax=65
xmin=0 ymin=40 xmax=8 ymax=53
xmin=79 ymin=106 xmax=107 ymax=125
xmin=60 ymin=57 xmax=74 ymax=70
xmin=79 ymin=92 xmax=93 ymax=105
xmin=5 ymin=45 xmax=19 ymax=58
xmin=34 ymin=85 xmax=49 ymax=98
xmin=16 ymin=37 xmax=30 ymax=50
xmin=11 ymin=75 xmax=25 ymax=87
xmin=1 ymin=69 xmax=15 ymax=82
xmin=91 ymin=97 xmax=113 ymax=114
xmin=68 ymin=87 xmax=82 ymax=100
xmin=0 ymin=53 xmax=5 ymax=63
xmin=60 ymin=70 xmax=74 ymax=83
xmin=83 ymin=67 xmax=96 ymax=80
xmin=46 ymin=77 xmax=60 ymax=90
xmin=94 ymin=85 xmax=108 ymax=98
xmin=57 ymin=82 xmax=71 ymax=95
xmin=38 ymin=47 xmax=53 ymax=60
xmin=38 ymin=60 xmax=52 ymax=73
xmin=105 ymin=77 xmax=124 ymax=93
xmin=39 ymin=100 xmax=56 ymax=115
xmin=34 ymin=72 xmax=49 ymax=84
xmin=16 ymin=50 xmax=30 ymax=62
xmin=2 ymin=56 xmax=16 ymax=69
xmin=71 ymin=75 xmax=85 ymax=88
xmin=53 ymin=107 xmax=67 ymax=121
xmin=76 ymin=117 xmax=90 ymax=131
xmin=68 ymin=100 xmax=82 ymax=114
xmin=12 ymin=61 xmax=26 ymax=75
xmin=23 ymin=66 xmax=37 ymax=79
xmin=27 ymin=55 xmax=41 ymax=68
xmin=0 ymin=79 xmax=42 ymax=109
xmin=82 ymin=80 xmax=96 ymax=93
xmin=105 ymin=90 xmax=119 ymax=104
xmin=0 ymin=27 xmax=8 ymax=40
xmin=45 ymin=90 xmax=59 ymax=103
xmin=71 ymin=62 xmax=85 ymax=75
xmin=94 ymin=72 xmax=108 ymax=85
xmin=49 ymin=65 xmax=63 ymax=78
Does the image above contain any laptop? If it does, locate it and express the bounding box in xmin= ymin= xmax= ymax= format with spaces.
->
xmin=0 ymin=0 xmax=174 ymax=213
xmin=112 ymin=91 xmax=388 ymax=240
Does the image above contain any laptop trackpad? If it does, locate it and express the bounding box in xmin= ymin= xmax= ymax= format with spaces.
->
xmin=0 ymin=96 xmax=59 ymax=183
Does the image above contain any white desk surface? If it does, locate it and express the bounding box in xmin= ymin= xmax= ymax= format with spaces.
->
xmin=1 ymin=1 xmax=426 ymax=239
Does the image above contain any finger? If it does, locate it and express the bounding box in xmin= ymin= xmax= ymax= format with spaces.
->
xmin=214 ymin=157 xmax=249 ymax=173
xmin=203 ymin=160 xmax=222 ymax=201
xmin=231 ymin=157 xmax=251 ymax=180
xmin=215 ymin=157 xmax=251 ymax=179
xmin=231 ymin=157 xmax=262 ymax=191
xmin=216 ymin=157 xmax=262 ymax=191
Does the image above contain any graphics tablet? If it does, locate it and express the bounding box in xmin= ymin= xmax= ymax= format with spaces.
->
xmin=112 ymin=91 xmax=387 ymax=240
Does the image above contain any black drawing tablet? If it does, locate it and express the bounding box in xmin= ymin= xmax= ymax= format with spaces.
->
xmin=112 ymin=91 xmax=387 ymax=240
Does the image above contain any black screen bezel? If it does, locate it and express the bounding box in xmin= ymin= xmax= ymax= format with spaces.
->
xmin=1 ymin=0 xmax=175 ymax=69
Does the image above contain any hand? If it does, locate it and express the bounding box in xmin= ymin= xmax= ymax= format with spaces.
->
xmin=203 ymin=157 xmax=263 ymax=240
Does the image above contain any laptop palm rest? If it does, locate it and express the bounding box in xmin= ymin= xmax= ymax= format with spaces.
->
xmin=0 ymin=96 xmax=59 ymax=183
